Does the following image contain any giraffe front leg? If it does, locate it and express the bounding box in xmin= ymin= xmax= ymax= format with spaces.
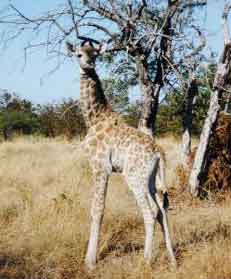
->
xmin=85 ymin=170 xmax=109 ymax=270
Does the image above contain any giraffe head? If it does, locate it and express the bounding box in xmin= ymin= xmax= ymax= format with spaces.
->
xmin=66 ymin=41 xmax=107 ymax=73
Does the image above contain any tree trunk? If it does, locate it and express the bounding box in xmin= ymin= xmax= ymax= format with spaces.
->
xmin=224 ymin=86 xmax=231 ymax=113
xmin=134 ymin=1 xmax=176 ymax=137
xmin=189 ymin=43 xmax=231 ymax=196
xmin=138 ymin=83 xmax=160 ymax=137
xmin=137 ymin=58 xmax=160 ymax=137
xmin=182 ymin=79 xmax=198 ymax=167
xmin=188 ymin=89 xmax=220 ymax=196
xmin=3 ymin=125 xmax=12 ymax=141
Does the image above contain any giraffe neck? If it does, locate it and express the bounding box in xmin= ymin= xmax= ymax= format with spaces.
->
xmin=80 ymin=69 xmax=109 ymax=128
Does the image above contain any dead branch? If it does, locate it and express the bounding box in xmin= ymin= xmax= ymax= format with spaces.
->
xmin=67 ymin=0 xmax=79 ymax=39
xmin=185 ymin=25 xmax=206 ymax=59
xmin=222 ymin=1 xmax=231 ymax=45
xmin=83 ymin=0 xmax=125 ymax=27
xmin=79 ymin=22 xmax=117 ymax=38
xmin=189 ymin=1 xmax=231 ymax=196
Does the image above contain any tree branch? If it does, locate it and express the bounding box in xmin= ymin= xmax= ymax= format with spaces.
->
xmin=67 ymin=0 xmax=79 ymax=39
xmin=181 ymin=0 xmax=207 ymax=10
xmin=185 ymin=25 xmax=206 ymax=59
xmin=83 ymin=0 xmax=125 ymax=27
xmin=222 ymin=1 xmax=231 ymax=45
xmin=9 ymin=4 xmax=35 ymax=23
xmin=80 ymin=22 xmax=118 ymax=38
xmin=133 ymin=0 xmax=147 ymax=21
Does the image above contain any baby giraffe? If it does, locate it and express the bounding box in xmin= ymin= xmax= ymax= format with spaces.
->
xmin=67 ymin=41 xmax=176 ymax=269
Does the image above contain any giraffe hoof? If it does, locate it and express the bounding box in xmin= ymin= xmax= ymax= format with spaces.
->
xmin=85 ymin=258 xmax=96 ymax=271
xmin=170 ymin=258 xmax=177 ymax=270
xmin=144 ymin=255 xmax=152 ymax=265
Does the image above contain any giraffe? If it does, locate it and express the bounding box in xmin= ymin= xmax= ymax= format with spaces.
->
xmin=66 ymin=41 xmax=176 ymax=270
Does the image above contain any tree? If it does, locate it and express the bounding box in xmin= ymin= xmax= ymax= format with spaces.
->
xmin=0 ymin=89 xmax=39 ymax=140
xmin=82 ymin=0 xmax=207 ymax=135
xmin=37 ymin=103 xmax=58 ymax=138
xmin=155 ymin=72 xmax=212 ymax=137
xmin=102 ymin=78 xmax=129 ymax=113
xmin=37 ymin=99 xmax=86 ymax=139
xmin=0 ymin=0 xmax=207 ymax=136
xmin=180 ymin=27 xmax=206 ymax=166
xmin=189 ymin=3 xmax=231 ymax=196
xmin=56 ymin=98 xmax=86 ymax=139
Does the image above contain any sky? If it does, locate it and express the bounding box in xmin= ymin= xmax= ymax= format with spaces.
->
xmin=0 ymin=0 xmax=227 ymax=104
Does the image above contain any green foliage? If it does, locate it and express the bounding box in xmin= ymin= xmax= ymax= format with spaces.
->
xmin=191 ymin=64 xmax=216 ymax=135
xmin=0 ymin=90 xmax=86 ymax=140
xmin=37 ymin=98 xmax=86 ymax=139
xmin=155 ymin=64 xmax=217 ymax=136
xmin=156 ymin=85 xmax=211 ymax=136
xmin=0 ymin=90 xmax=39 ymax=140
xmin=0 ymin=64 xmax=218 ymax=140
xmin=122 ymin=103 xmax=140 ymax=128
xmin=156 ymin=92 xmax=183 ymax=135
xmin=102 ymin=78 xmax=129 ymax=112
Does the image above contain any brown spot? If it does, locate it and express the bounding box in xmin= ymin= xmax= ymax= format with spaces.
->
xmin=90 ymin=81 xmax=96 ymax=89
xmin=89 ymin=138 xmax=97 ymax=146
xmin=104 ymin=136 xmax=110 ymax=144
xmin=124 ymin=141 xmax=130 ymax=147
xmin=95 ymin=123 xmax=103 ymax=132
xmin=90 ymin=95 xmax=96 ymax=103
xmin=97 ymin=133 xmax=105 ymax=141
xmin=105 ymin=127 xmax=113 ymax=134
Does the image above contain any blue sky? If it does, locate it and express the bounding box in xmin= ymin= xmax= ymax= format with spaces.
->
xmin=0 ymin=0 xmax=227 ymax=104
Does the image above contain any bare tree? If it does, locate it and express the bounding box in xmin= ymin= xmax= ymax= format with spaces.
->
xmin=189 ymin=1 xmax=231 ymax=196
xmin=181 ymin=27 xmax=206 ymax=167
xmin=82 ymin=0 xmax=207 ymax=135
xmin=0 ymin=0 xmax=207 ymax=136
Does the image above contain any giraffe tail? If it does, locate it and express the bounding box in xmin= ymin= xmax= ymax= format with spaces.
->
xmin=156 ymin=151 xmax=169 ymax=210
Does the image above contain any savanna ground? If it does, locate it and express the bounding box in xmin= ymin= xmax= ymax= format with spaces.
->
xmin=0 ymin=136 xmax=230 ymax=279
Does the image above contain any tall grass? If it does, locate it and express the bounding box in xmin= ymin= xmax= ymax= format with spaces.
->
xmin=0 ymin=136 xmax=230 ymax=279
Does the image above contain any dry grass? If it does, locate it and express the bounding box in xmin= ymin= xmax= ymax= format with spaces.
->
xmin=0 ymin=136 xmax=230 ymax=279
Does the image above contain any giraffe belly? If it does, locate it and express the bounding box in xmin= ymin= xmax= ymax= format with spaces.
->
xmin=111 ymin=148 xmax=125 ymax=173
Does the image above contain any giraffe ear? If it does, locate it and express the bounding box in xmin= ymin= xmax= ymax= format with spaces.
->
xmin=98 ymin=42 xmax=108 ymax=54
xmin=83 ymin=41 xmax=92 ymax=47
xmin=66 ymin=41 xmax=76 ymax=56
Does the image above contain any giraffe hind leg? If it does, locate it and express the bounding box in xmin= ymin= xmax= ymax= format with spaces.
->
xmin=148 ymin=165 xmax=176 ymax=266
xmin=155 ymin=193 xmax=177 ymax=266
xmin=128 ymin=183 xmax=157 ymax=263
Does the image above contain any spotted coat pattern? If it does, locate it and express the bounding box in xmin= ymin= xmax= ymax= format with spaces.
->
xmin=68 ymin=42 xmax=176 ymax=269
